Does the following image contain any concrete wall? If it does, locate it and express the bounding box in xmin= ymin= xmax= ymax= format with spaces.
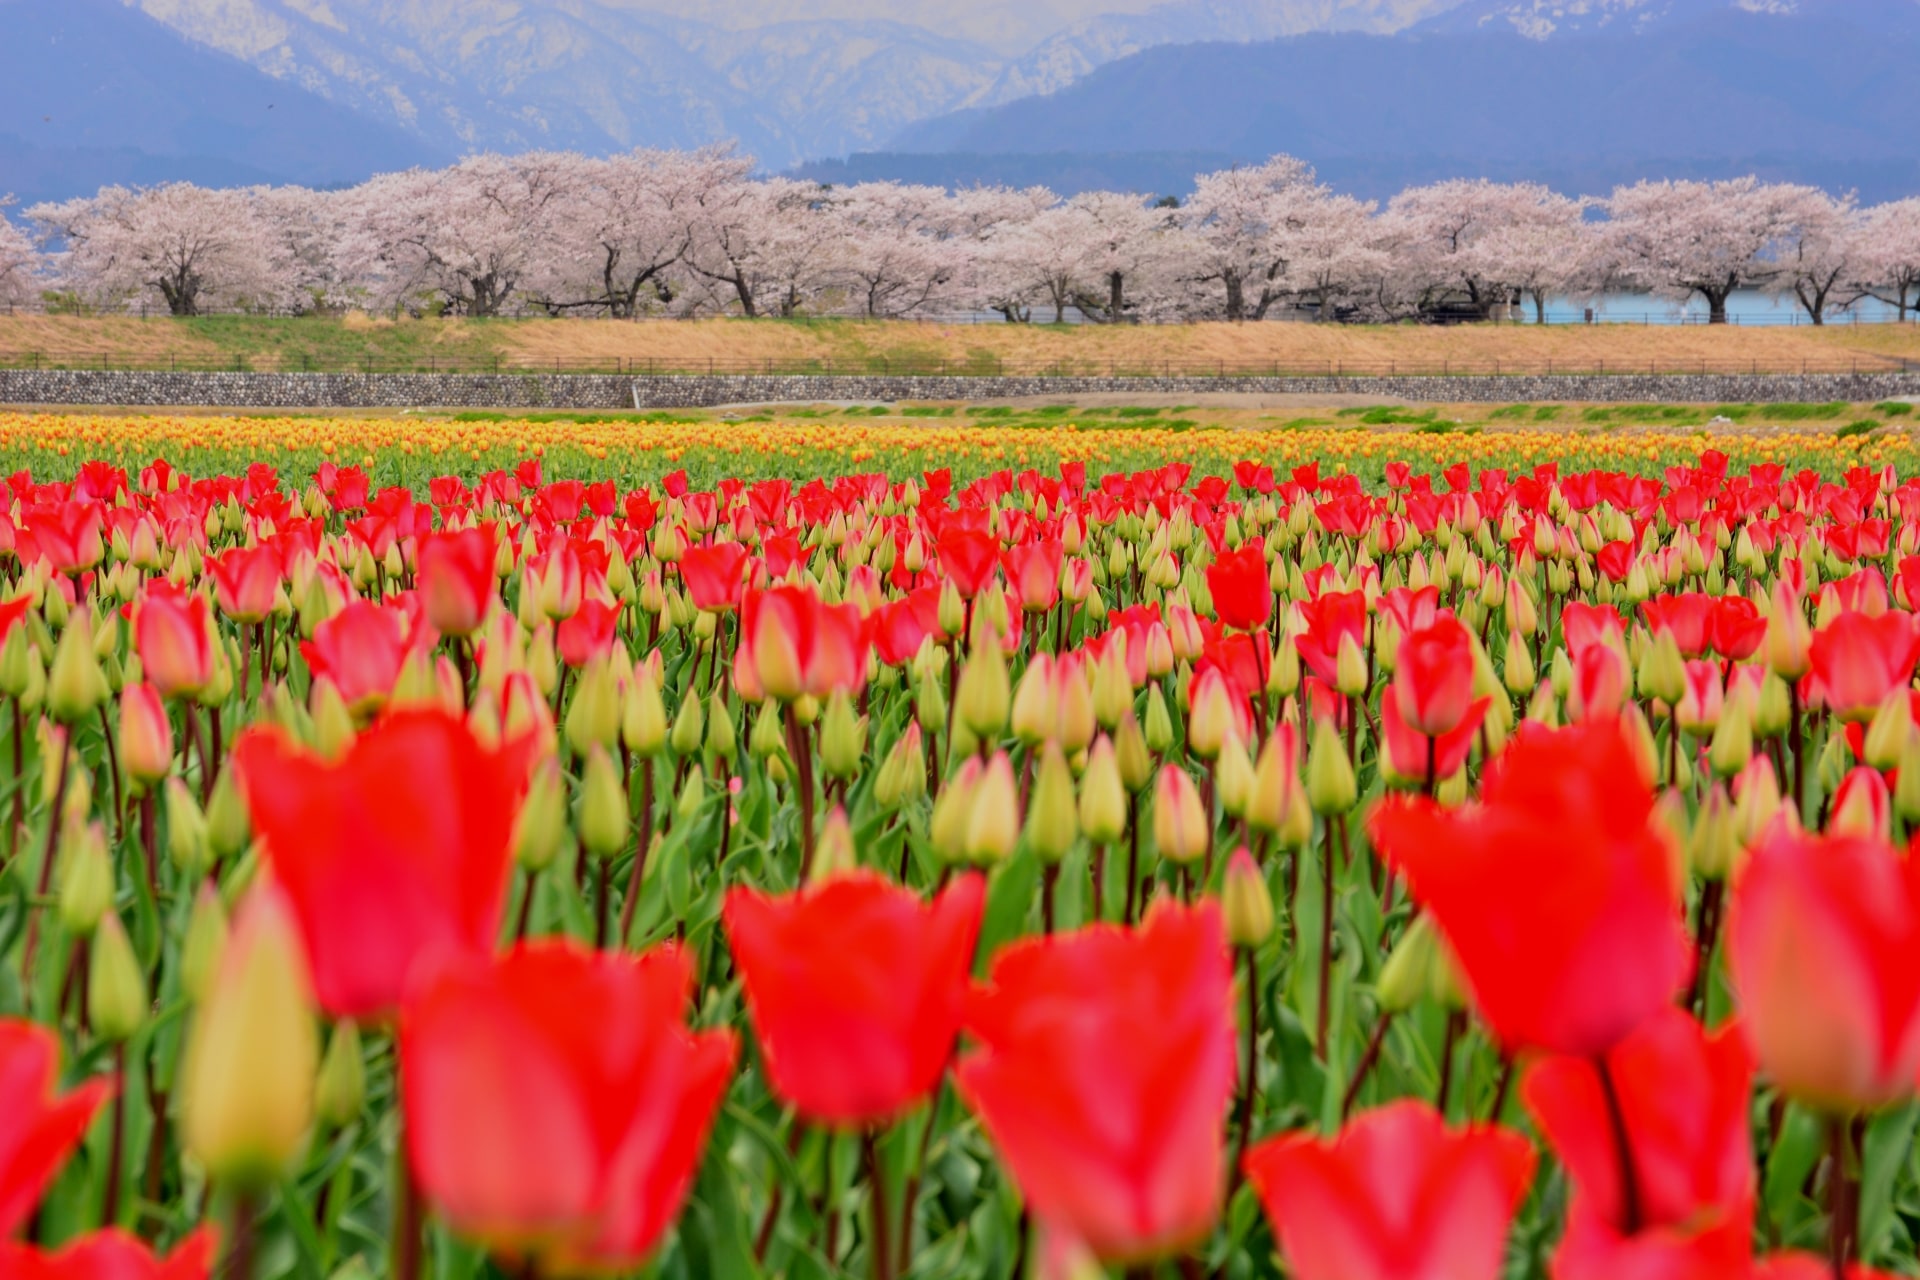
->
xmin=2 ymin=368 xmax=1918 ymax=410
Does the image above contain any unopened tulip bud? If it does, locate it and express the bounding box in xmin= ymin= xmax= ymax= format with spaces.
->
xmin=1673 ymin=786 xmax=1723 ymax=882
xmin=1896 ymin=737 xmax=1920 ymax=825
xmin=1186 ymin=672 xmax=1238 ymax=761
xmin=811 ymin=806 xmax=858 ymax=882
xmin=514 ymin=755 xmax=568 ymax=872
xmin=525 ymin=626 xmax=559 ymax=700
xmin=705 ymin=691 xmax=736 ymax=763
xmin=206 ymin=762 xmax=251 ymax=862
xmin=1378 ymin=913 xmax=1464 ymax=1013
xmin=564 ymin=658 xmax=622 ymax=757
xmin=1011 ymin=656 xmax=1059 ymax=746
xmin=1306 ymin=719 xmax=1357 ymax=815
xmin=577 ymin=747 xmax=629 ymax=860
xmin=181 ymin=886 xmax=318 ymax=1185
xmin=623 ymin=668 xmax=668 ymax=757
xmin=964 ymin=752 xmax=1021 ymax=864
xmin=88 ymin=912 xmax=148 ymax=1043
xmin=1707 ymin=699 xmax=1754 ymax=778
xmin=1864 ymin=689 xmax=1913 ymax=772
xmin=749 ymin=701 xmax=785 ymax=759
xmin=669 ymin=689 xmax=706 ymax=758
xmin=1055 ymin=661 xmax=1095 ymax=752
xmin=1114 ymin=711 xmax=1154 ymax=793
xmin=314 ymin=1020 xmax=366 ymax=1131
xmin=1817 ymin=734 xmax=1853 ymax=797
xmin=1025 ymin=742 xmax=1079 ymax=864
xmin=1830 ymin=766 xmax=1891 ymax=841
xmin=162 ymin=776 xmax=210 ymax=877
xmin=936 ymin=581 xmax=966 ymax=636
xmin=177 ymin=883 xmax=228 ymax=1004
xmin=57 ymin=819 xmax=112 ymax=934
xmin=1639 ymin=630 xmax=1686 ymax=707
xmin=1333 ymin=633 xmax=1369 ymax=699
xmin=48 ymin=613 xmax=107 ymax=724
xmin=1078 ymin=736 xmax=1128 ymax=843
xmin=819 ymin=690 xmax=866 ymax=779
xmin=956 ymin=640 xmax=1010 ymax=739
xmin=1764 ymin=583 xmax=1811 ymax=680
xmin=1143 ymin=684 xmax=1175 ymax=756
xmin=306 ymin=678 xmax=355 ymax=761
xmin=1246 ymin=727 xmax=1300 ymax=834
xmin=675 ymin=762 xmax=706 ymax=822
xmin=1091 ymin=645 xmax=1133 ymax=728
xmin=1754 ymin=671 xmax=1791 ymax=739
xmin=1152 ymin=766 xmax=1208 ymax=864
xmin=1215 ymin=734 xmax=1254 ymax=818
xmin=1222 ymin=848 xmax=1273 ymax=948
xmin=114 ymin=683 xmax=171 ymax=785
xmin=929 ymin=759 xmax=979 ymax=863
xmin=1503 ymin=633 xmax=1536 ymax=697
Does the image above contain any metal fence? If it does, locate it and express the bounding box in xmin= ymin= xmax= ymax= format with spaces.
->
xmin=1 ymin=349 xmax=1917 ymax=378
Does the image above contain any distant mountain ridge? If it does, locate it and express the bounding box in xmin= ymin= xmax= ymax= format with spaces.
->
xmin=879 ymin=0 xmax=1920 ymax=201
xmin=0 ymin=0 xmax=438 ymax=205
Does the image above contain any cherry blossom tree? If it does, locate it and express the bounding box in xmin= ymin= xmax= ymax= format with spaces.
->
xmin=683 ymin=175 xmax=838 ymax=319
xmin=0 ymin=200 xmax=39 ymax=308
xmin=1180 ymin=156 xmax=1321 ymax=321
xmin=27 ymin=183 xmax=297 ymax=316
xmin=1285 ymin=194 xmax=1392 ymax=322
xmin=1769 ymin=187 xmax=1865 ymax=325
xmin=535 ymin=148 xmax=749 ymax=318
xmin=1382 ymin=180 xmax=1583 ymax=321
xmin=337 ymin=154 xmax=574 ymax=317
xmin=1601 ymin=177 xmax=1807 ymax=324
xmin=826 ymin=183 xmax=963 ymax=319
xmin=1858 ymin=197 xmax=1920 ymax=322
xmin=1068 ymin=191 xmax=1180 ymax=324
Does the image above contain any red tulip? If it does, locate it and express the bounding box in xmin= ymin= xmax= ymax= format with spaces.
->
xmin=0 ymin=1020 xmax=112 ymax=1236
xmin=937 ymin=527 xmax=1000 ymax=599
xmin=737 ymin=585 xmax=869 ymax=703
xmin=1560 ymin=602 xmax=1625 ymax=656
xmin=1524 ymin=1010 xmax=1752 ymax=1247
xmin=1641 ymin=594 xmax=1713 ymax=658
xmin=556 ymin=597 xmax=621 ymax=669
xmin=416 ymin=527 xmax=496 ymax=637
xmin=206 ymin=546 xmax=281 ymax=623
xmin=1004 ymin=539 xmax=1065 ymax=613
xmin=1206 ymin=545 xmax=1271 ymax=632
xmin=234 ymin=710 xmax=531 ymax=1021
xmin=301 ymin=600 xmax=417 ymax=717
xmin=1570 ymin=644 xmax=1629 ymax=722
xmin=872 ymin=587 xmax=942 ymax=666
xmin=1369 ymin=720 xmax=1691 ymax=1057
xmin=1381 ymin=685 xmax=1487 ymax=787
xmin=1393 ymin=617 xmax=1477 ymax=737
xmin=724 ymin=871 xmax=984 ymax=1127
xmin=1727 ymin=827 xmax=1920 ymax=1112
xmin=0 ymin=1228 xmax=216 ymax=1280
xmin=133 ymin=583 xmax=215 ymax=699
xmin=1548 ymin=1212 xmax=1751 ymax=1280
xmin=1707 ymin=596 xmax=1767 ymax=661
xmin=1754 ymin=1254 xmax=1903 ymax=1280
xmin=1809 ymin=611 xmax=1920 ymax=721
xmin=678 ymin=541 xmax=749 ymax=612
xmin=1242 ymin=1100 xmax=1535 ymax=1280
xmin=22 ymin=502 xmax=104 ymax=576
xmin=1294 ymin=591 xmax=1369 ymax=688
xmin=402 ymin=940 xmax=735 ymax=1276
xmin=956 ymin=901 xmax=1235 ymax=1262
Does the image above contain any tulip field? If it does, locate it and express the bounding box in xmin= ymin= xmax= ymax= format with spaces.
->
xmin=7 ymin=405 xmax=1920 ymax=1280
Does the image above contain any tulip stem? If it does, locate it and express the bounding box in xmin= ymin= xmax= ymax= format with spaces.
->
xmin=1341 ymin=1012 xmax=1393 ymax=1121
xmin=98 ymin=703 xmax=125 ymax=847
xmin=754 ymin=1122 xmax=806 ymax=1263
xmin=1596 ymin=1054 xmax=1643 ymax=1236
xmin=784 ymin=705 xmax=818 ymax=882
xmin=1688 ymin=879 xmax=1724 ymax=1017
xmin=593 ymin=857 xmax=611 ymax=948
xmin=225 ymin=1188 xmax=261 ymax=1280
xmin=391 ymin=1108 xmax=424 ymax=1280
xmin=1124 ymin=793 xmax=1142 ymax=925
xmin=1435 ymin=1008 xmax=1463 ymax=1119
xmin=1830 ymin=1116 xmax=1861 ymax=1280
xmin=1229 ymin=949 xmax=1260 ymax=1200
xmin=9 ymin=700 xmax=23 ymax=861
xmin=1316 ymin=815 xmax=1337 ymax=1059
xmin=1787 ymin=681 xmax=1804 ymax=823
xmin=21 ymin=736 xmax=70 ymax=993
xmin=102 ymin=1043 xmax=126 ymax=1228
xmin=862 ymin=1129 xmax=894 ymax=1280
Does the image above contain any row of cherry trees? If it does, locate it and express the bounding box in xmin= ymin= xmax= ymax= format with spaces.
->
xmin=7 ymin=149 xmax=1920 ymax=324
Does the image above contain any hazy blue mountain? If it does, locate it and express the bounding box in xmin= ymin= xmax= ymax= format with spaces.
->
xmin=0 ymin=0 xmax=441 ymax=203
xmin=883 ymin=0 xmax=1920 ymax=200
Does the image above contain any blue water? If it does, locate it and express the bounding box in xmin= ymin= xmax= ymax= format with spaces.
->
xmin=1526 ymin=289 xmax=1910 ymax=326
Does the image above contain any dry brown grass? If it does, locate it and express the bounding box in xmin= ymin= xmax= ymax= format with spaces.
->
xmin=499 ymin=317 xmax=1920 ymax=374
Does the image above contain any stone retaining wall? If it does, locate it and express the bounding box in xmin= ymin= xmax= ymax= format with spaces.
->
xmin=2 ymin=368 xmax=1918 ymax=410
